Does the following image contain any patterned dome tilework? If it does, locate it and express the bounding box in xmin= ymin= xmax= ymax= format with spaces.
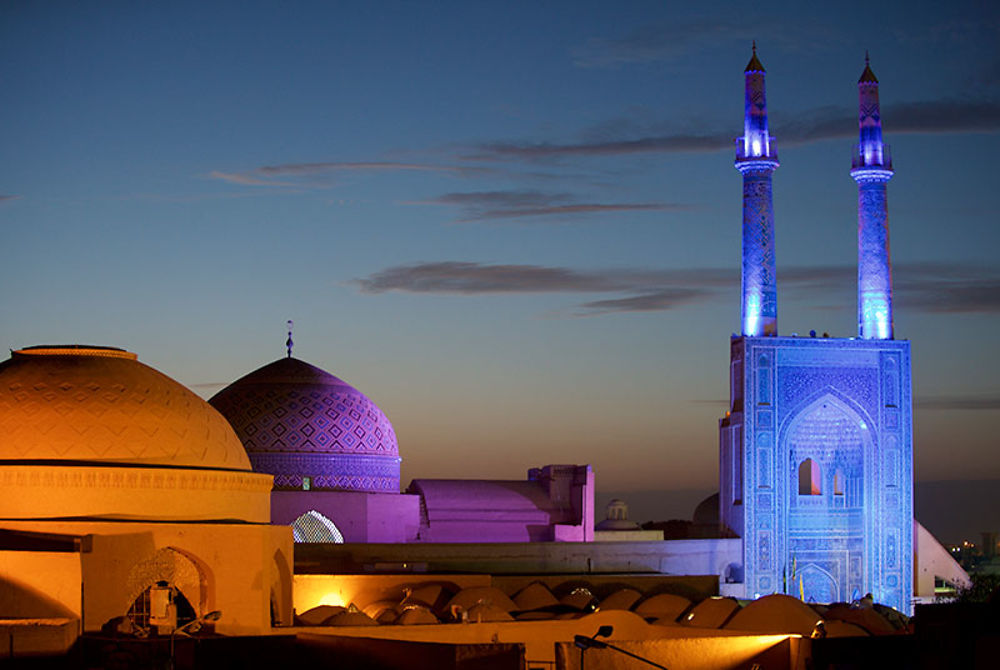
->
xmin=209 ymin=357 xmax=399 ymax=493
xmin=0 ymin=346 xmax=251 ymax=470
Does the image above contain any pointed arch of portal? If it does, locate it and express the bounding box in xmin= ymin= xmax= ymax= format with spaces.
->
xmin=797 ymin=562 xmax=838 ymax=604
xmin=778 ymin=385 xmax=876 ymax=446
xmin=777 ymin=389 xmax=874 ymax=604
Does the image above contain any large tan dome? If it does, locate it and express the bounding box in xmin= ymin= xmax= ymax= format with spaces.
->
xmin=0 ymin=346 xmax=251 ymax=470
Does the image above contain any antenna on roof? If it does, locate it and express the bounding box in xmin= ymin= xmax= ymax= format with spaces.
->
xmin=286 ymin=320 xmax=294 ymax=358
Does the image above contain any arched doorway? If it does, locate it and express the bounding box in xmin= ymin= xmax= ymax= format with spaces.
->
xmin=124 ymin=547 xmax=209 ymax=631
xmin=127 ymin=582 xmax=197 ymax=632
xmin=782 ymin=393 xmax=870 ymax=603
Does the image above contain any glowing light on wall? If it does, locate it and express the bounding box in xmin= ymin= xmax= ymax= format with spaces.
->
xmin=744 ymin=293 xmax=761 ymax=337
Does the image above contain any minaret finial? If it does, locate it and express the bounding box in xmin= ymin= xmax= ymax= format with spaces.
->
xmin=286 ymin=320 xmax=294 ymax=358
xmin=865 ymin=50 xmax=870 ymax=66
xmin=752 ymin=40 xmax=757 ymax=56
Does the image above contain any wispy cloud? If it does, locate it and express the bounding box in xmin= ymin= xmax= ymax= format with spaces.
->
xmin=885 ymin=100 xmax=1000 ymax=135
xmin=414 ymin=190 xmax=685 ymax=222
xmin=895 ymin=263 xmax=1000 ymax=313
xmin=916 ymin=394 xmax=1000 ymax=411
xmin=354 ymin=262 xmax=682 ymax=295
xmin=354 ymin=261 xmax=1000 ymax=316
xmin=576 ymin=288 xmax=709 ymax=315
xmin=209 ymin=161 xmax=486 ymax=189
xmin=208 ymin=171 xmax=298 ymax=187
xmin=467 ymin=100 xmax=1000 ymax=161
xmin=354 ymin=261 xmax=732 ymax=315
xmin=466 ymin=134 xmax=732 ymax=160
xmin=0 ymin=195 xmax=22 ymax=202
xmin=257 ymin=161 xmax=481 ymax=176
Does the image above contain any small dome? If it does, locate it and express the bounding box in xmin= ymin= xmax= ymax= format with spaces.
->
xmin=209 ymin=357 xmax=400 ymax=493
xmin=596 ymin=498 xmax=640 ymax=531
xmin=0 ymin=346 xmax=251 ymax=470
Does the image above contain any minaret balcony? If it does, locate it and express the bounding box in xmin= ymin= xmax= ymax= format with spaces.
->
xmin=735 ymin=137 xmax=778 ymax=162
xmin=852 ymin=143 xmax=892 ymax=170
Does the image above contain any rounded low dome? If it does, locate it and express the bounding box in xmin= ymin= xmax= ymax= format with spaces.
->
xmin=209 ymin=357 xmax=400 ymax=493
xmin=0 ymin=346 xmax=251 ymax=470
xmin=596 ymin=498 xmax=640 ymax=531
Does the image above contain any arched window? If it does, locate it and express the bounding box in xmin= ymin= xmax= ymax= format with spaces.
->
xmin=834 ymin=469 xmax=844 ymax=496
xmin=798 ymin=458 xmax=821 ymax=495
xmin=292 ymin=510 xmax=345 ymax=543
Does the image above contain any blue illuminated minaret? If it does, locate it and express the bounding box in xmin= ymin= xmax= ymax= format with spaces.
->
xmin=851 ymin=54 xmax=895 ymax=339
xmin=735 ymin=43 xmax=780 ymax=337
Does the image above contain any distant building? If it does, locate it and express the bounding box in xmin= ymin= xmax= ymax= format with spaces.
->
xmin=594 ymin=499 xmax=663 ymax=542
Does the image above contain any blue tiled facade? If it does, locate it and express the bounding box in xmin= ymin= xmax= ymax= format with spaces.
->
xmin=720 ymin=337 xmax=913 ymax=612
xmin=720 ymin=52 xmax=912 ymax=613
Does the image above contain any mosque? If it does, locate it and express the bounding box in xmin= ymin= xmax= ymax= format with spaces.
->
xmin=720 ymin=48 xmax=916 ymax=611
xmin=0 ymin=50 xmax=970 ymax=664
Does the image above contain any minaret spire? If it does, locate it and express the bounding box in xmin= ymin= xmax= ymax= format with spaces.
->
xmin=286 ymin=320 xmax=294 ymax=358
xmin=736 ymin=44 xmax=779 ymax=337
xmin=851 ymin=54 xmax=894 ymax=339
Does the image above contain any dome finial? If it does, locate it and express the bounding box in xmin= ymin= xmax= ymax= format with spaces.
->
xmin=285 ymin=320 xmax=294 ymax=358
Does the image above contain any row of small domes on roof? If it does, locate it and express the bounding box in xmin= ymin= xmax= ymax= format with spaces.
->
xmin=0 ymin=345 xmax=399 ymax=492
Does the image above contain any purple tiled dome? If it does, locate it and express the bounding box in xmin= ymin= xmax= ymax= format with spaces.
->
xmin=209 ymin=357 xmax=400 ymax=493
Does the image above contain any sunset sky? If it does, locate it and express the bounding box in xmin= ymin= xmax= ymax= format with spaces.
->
xmin=2 ymin=2 xmax=998 ymax=530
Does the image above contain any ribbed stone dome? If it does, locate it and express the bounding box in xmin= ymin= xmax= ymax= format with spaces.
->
xmin=209 ymin=357 xmax=400 ymax=493
xmin=0 ymin=346 xmax=252 ymax=470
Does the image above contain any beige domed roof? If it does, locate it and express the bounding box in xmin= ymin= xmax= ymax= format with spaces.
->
xmin=0 ymin=346 xmax=251 ymax=470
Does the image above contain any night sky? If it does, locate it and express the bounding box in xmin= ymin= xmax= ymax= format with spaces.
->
xmin=2 ymin=2 xmax=998 ymax=539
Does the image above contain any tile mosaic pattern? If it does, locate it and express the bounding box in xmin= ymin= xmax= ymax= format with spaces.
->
xmin=210 ymin=357 xmax=399 ymax=492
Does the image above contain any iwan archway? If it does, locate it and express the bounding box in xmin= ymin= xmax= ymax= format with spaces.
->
xmin=782 ymin=393 xmax=871 ymax=603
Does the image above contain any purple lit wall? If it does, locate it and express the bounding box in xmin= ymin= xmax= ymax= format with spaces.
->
xmin=735 ymin=46 xmax=780 ymax=337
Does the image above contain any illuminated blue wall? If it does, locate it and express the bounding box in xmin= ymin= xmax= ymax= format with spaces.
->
xmin=720 ymin=336 xmax=914 ymax=612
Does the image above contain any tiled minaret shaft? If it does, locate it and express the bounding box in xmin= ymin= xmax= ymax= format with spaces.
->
xmin=735 ymin=45 xmax=780 ymax=337
xmin=851 ymin=55 xmax=895 ymax=340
